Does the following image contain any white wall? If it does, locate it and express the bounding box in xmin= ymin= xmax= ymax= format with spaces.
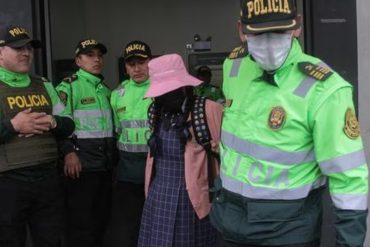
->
xmin=357 ymin=0 xmax=370 ymax=246
xmin=50 ymin=0 xmax=240 ymax=87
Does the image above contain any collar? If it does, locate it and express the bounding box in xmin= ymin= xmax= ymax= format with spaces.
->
xmin=0 ymin=66 xmax=30 ymax=87
xmin=129 ymin=78 xmax=150 ymax=87
xmin=76 ymin=69 xmax=103 ymax=86
xmin=253 ymin=39 xmax=303 ymax=88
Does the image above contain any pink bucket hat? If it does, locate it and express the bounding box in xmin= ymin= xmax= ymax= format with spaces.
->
xmin=144 ymin=53 xmax=202 ymax=98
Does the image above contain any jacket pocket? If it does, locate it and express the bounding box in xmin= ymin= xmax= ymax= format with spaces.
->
xmin=210 ymin=189 xmax=306 ymax=242
xmin=247 ymin=200 xmax=304 ymax=222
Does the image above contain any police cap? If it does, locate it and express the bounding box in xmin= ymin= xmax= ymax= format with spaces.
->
xmin=0 ymin=24 xmax=41 ymax=48
xmin=240 ymin=0 xmax=301 ymax=34
xmin=123 ymin=40 xmax=152 ymax=61
xmin=75 ymin=39 xmax=107 ymax=56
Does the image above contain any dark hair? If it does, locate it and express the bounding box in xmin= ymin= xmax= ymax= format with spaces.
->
xmin=147 ymin=86 xmax=195 ymax=157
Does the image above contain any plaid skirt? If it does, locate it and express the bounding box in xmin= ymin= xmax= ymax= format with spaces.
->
xmin=138 ymin=119 xmax=217 ymax=247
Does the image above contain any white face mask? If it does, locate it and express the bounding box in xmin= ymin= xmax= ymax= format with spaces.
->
xmin=246 ymin=32 xmax=293 ymax=72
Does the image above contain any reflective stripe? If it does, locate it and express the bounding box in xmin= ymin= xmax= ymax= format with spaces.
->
xmin=73 ymin=109 xmax=112 ymax=118
xmin=221 ymin=172 xmax=326 ymax=200
xmin=229 ymin=59 xmax=242 ymax=77
xmin=222 ymin=130 xmax=315 ymax=165
xmin=331 ymin=193 xmax=368 ymax=210
xmin=319 ymin=149 xmax=366 ymax=175
xmin=121 ymin=120 xmax=149 ymax=129
xmin=75 ymin=130 xmax=113 ymax=138
xmin=53 ymin=102 xmax=65 ymax=115
xmin=118 ymin=143 xmax=148 ymax=152
xmin=293 ymin=62 xmax=328 ymax=97
xmin=73 ymin=109 xmax=113 ymax=130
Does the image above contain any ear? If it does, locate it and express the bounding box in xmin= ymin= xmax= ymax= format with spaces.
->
xmin=0 ymin=47 xmax=4 ymax=61
xmin=237 ymin=20 xmax=247 ymax=42
xmin=75 ymin=56 xmax=81 ymax=67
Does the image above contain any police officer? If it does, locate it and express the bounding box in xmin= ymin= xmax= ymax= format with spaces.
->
xmin=210 ymin=0 xmax=369 ymax=246
xmin=56 ymin=39 xmax=114 ymax=247
xmin=0 ymin=24 xmax=74 ymax=246
xmin=194 ymin=65 xmax=224 ymax=103
xmin=108 ymin=40 xmax=152 ymax=247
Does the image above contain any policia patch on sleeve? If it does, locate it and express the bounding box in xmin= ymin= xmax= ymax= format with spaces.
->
xmin=298 ymin=62 xmax=333 ymax=81
xmin=228 ymin=44 xmax=248 ymax=59
xmin=344 ymin=108 xmax=360 ymax=139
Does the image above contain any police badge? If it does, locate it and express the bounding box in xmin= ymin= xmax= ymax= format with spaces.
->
xmin=268 ymin=106 xmax=286 ymax=130
xmin=344 ymin=108 xmax=360 ymax=139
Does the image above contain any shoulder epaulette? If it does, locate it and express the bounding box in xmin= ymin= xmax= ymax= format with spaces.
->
xmin=62 ymin=74 xmax=78 ymax=83
xmin=298 ymin=62 xmax=333 ymax=81
xmin=30 ymin=75 xmax=49 ymax=83
xmin=228 ymin=44 xmax=248 ymax=59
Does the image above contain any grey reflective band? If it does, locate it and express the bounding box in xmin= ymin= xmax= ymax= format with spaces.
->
xmin=118 ymin=143 xmax=148 ymax=152
xmin=73 ymin=109 xmax=112 ymax=118
xmin=319 ymin=149 xmax=366 ymax=175
xmin=222 ymin=130 xmax=315 ymax=165
xmin=121 ymin=120 xmax=150 ymax=129
xmin=75 ymin=130 xmax=113 ymax=138
xmin=53 ymin=102 xmax=65 ymax=115
xmin=293 ymin=62 xmax=329 ymax=97
xmin=230 ymin=58 xmax=242 ymax=78
xmin=221 ymin=172 xmax=326 ymax=200
xmin=331 ymin=193 xmax=368 ymax=210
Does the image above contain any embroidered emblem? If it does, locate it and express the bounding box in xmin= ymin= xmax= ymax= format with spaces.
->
xmin=58 ymin=91 xmax=68 ymax=105
xmin=268 ymin=106 xmax=286 ymax=130
xmin=118 ymin=88 xmax=125 ymax=97
xmin=344 ymin=108 xmax=360 ymax=139
xmin=228 ymin=44 xmax=248 ymax=59
xmin=116 ymin=107 xmax=126 ymax=113
xmin=81 ymin=97 xmax=96 ymax=105
xmin=298 ymin=62 xmax=333 ymax=81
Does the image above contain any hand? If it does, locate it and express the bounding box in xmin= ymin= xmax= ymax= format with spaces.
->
xmin=35 ymin=114 xmax=57 ymax=129
xmin=64 ymin=152 xmax=82 ymax=179
xmin=210 ymin=140 xmax=219 ymax=153
xmin=10 ymin=108 xmax=50 ymax=134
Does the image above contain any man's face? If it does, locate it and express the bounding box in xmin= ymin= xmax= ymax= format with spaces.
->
xmin=0 ymin=44 xmax=34 ymax=73
xmin=75 ymin=48 xmax=103 ymax=75
xmin=125 ymin=57 xmax=150 ymax=83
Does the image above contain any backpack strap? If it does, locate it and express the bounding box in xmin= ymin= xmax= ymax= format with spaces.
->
xmin=191 ymin=96 xmax=219 ymax=202
xmin=191 ymin=96 xmax=212 ymax=151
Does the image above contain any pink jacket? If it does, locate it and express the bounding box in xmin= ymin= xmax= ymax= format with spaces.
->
xmin=144 ymin=100 xmax=223 ymax=219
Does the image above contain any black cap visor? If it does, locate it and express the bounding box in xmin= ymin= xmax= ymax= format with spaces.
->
xmin=77 ymin=43 xmax=107 ymax=56
xmin=4 ymin=38 xmax=42 ymax=49
xmin=124 ymin=53 xmax=149 ymax=61
xmin=243 ymin=17 xmax=300 ymax=34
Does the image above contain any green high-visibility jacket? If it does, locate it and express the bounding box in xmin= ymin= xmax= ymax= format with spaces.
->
xmin=110 ymin=78 xmax=151 ymax=183
xmin=210 ymin=39 xmax=368 ymax=246
xmin=56 ymin=69 xmax=115 ymax=171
